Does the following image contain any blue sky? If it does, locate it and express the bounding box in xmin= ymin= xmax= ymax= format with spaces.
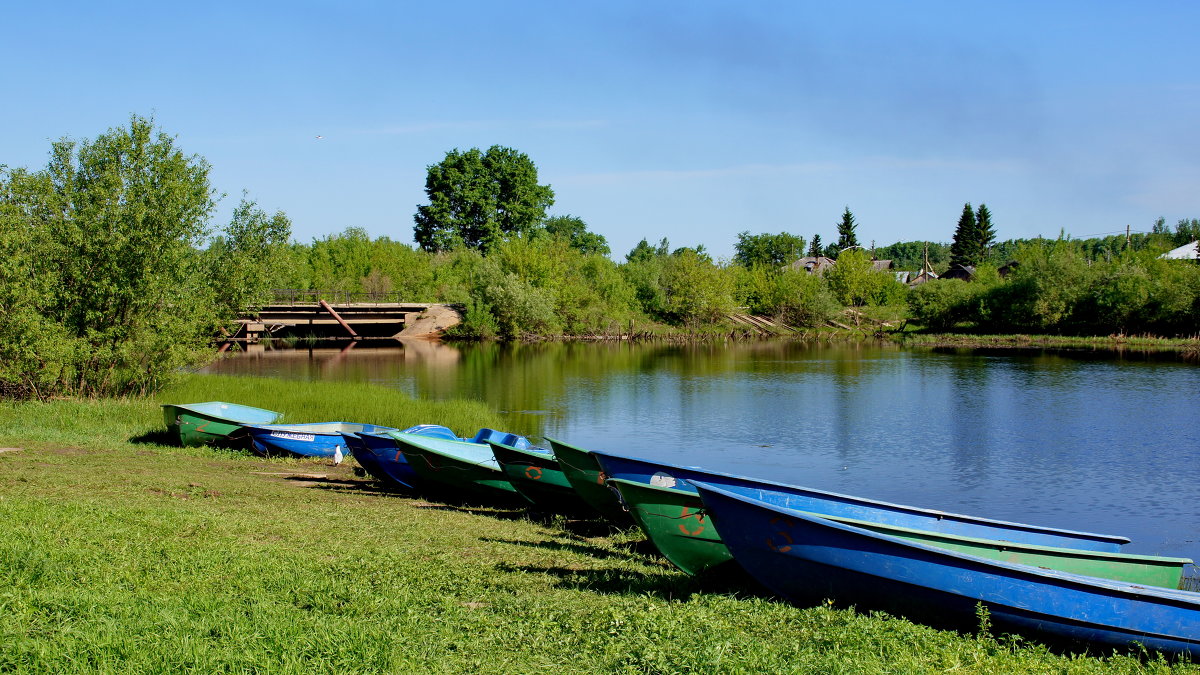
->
xmin=4 ymin=1 xmax=1198 ymax=259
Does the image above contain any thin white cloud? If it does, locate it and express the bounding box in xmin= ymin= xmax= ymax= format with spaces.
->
xmin=559 ymin=155 xmax=1023 ymax=186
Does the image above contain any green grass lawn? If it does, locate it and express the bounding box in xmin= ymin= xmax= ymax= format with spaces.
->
xmin=0 ymin=376 xmax=1194 ymax=673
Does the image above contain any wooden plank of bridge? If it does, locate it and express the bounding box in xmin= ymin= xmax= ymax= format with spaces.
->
xmin=318 ymin=299 xmax=359 ymax=339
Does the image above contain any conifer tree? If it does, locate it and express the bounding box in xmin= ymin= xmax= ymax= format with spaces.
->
xmin=949 ymin=203 xmax=978 ymax=268
xmin=974 ymin=203 xmax=996 ymax=261
xmin=835 ymin=207 xmax=859 ymax=255
xmin=808 ymin=233 xmax=822 ymax=258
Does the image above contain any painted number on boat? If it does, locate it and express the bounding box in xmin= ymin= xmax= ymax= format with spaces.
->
xmin=270 ymin=432 xmax=315 ymax=442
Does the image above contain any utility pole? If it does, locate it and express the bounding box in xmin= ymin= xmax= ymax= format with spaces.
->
xmin=1126 ymin=224 xmax=1131 ymax=250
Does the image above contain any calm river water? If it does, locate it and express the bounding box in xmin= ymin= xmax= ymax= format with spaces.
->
xmin=203 ymin=340 xmax=1200 ymax=563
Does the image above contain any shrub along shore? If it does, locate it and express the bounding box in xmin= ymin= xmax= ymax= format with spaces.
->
xmin=0 ymin=375 xmax=1195 ymax=672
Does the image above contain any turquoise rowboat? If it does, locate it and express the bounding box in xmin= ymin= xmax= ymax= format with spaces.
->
xmin=161 ymin=401 xmax=281 ymax=446
xmin=389 ymin=430 xmax=548 ymax=501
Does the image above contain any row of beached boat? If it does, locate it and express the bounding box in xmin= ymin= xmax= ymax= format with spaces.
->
xmin=162 ymin=401 xmax=1200 ymax=658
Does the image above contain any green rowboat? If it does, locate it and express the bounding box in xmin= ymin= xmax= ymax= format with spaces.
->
xmin=610 ymin=478 xmax=1193 ymax=588
xmin=488 ymin=441 xmax=591 ymax=512
xmin=609 ymin=478 xmax=733 ymax=575
xmin=544 ymin=438 xmax=632 ymax=524
xmin=161 ymin=401 xmax=281 ymax=446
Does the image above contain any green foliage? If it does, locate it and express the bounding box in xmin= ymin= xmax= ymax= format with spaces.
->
xmin=808 ymin=233 xmax=822 ymax=258
xmin=625 ymin=237 xmax=669 ymax=263
xmin=1174 ymin=218 xmax=1200 ymax=246
xmin=910 ymin=240 xmax=1200 ymax=335
xmin=657 ymin=250 xmax=735 ymax=328
xmin=733 ymin=230 xmax=806 ymax=268
xmin=735 ymin=266 xmax=839 ymax=327
xmin=908 ymin=279 xmax=985 ymax=330
xmin=835 ymin=206 xmax=860 ymax=252
xmin=413 ymin=146 xmax=554 ymax=253
xmin=949 ymin=203 xmax=978 ymax=267
xmin=950 ymin=203 xmax=997 ymax=268
xmin=874 ymin=240 xmax=951 ymax=273
xmin=206 ymin=195 xmax=292 ymax=321
xmin=824 ymin=248 xmax=906 ymax=307
xmin=540 ymin=214 xmax=610 ymax=256
xmin=0 ymin=115 xmax=217 ymax=398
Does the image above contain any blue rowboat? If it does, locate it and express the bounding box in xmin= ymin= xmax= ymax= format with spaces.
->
xmin=244 ymin=422 xmax=397 ymax=459
xmin=161 ymin=401 xmax=281 ymax=446
xmin=591 ymin=450 xmax=1130 ymax=553
xmin=692 ymin=481 xmax=1200 ymax=658
xmin=344 ymin=425 xmax=463 ymax=489
xmin=389 ymin=430 xmax=547 ymax=499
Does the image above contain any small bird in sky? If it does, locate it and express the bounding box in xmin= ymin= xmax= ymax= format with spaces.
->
xmin=315 ymin=135 xmax=324 ymax=140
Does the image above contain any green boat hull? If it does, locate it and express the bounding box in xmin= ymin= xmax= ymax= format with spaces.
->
xmin=396 ymin=438 xmax=525 ymax=501
xmin=609 ymin=478 xmax=733 ymax=575
xmin=161 ymin=403 xmax=281 ymax=447
xmin=611 ymin=479 xmax=1190 ymax=588
xmin=545 ymin=438 xmax=632 ymax=524
xmin=489 ymin=442 xmax=590 ymax=512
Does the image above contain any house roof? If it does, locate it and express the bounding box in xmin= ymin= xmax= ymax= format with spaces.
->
xmin=785 ymin=256 xmax=837 ymax=273
xmin=940 ymin=264 xmax=976 ymax=281
xmin=1160 ymin=240 xmax=1200 ymax=260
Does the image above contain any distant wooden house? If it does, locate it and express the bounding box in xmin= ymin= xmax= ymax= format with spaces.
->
xmin=786 ymin=256 xmax=837 ymax=275
xmin=940 ymin=264 xmax=976 ymax=281
xmin=998 ymin=261 xmax=1020 ymax=278
xmin=872 ymin=259 xmax=894 ymax=272
xmin=908 ymin=269 xmax=939 ymax=286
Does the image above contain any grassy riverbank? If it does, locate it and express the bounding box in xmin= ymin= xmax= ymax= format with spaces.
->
xmin=895 ymin=331 xmax=1200 ymax=353
xmin=0 ymin=377 xmax=1195 ymax=672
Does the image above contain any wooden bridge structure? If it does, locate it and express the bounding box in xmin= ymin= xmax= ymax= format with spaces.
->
xmin=223 ymin=290 xmax=460 ymax=347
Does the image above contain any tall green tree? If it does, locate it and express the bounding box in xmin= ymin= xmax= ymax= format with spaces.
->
xmin=949 ymin=202 xmax=996 ymax=267
xmin=413 ymin=146 xmax=554 ymax=253
xmin=808 ymin=233 xmax=823 ymax=258
xmin=625 ymin=237 xmax=670 ymax=263
xmin=949 ymin=203 xmax=978 ymax=268
xmin=975 ymin=203 xmax=996 ymax=260
xmin=733 ymin=231 xmax=806 ymax=268
xmin=541 ymin=215 xmax=610 ymax=256
xmin=835 ymin=207 xmax=859 ymax=254
xmin=0 ymin=115 xmax=218 ymax=397
xmin=207 ymin=195 xmax=292 ymax=321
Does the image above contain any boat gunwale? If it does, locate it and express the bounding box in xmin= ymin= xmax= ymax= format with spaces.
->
xmin=244 ymin=422 xmax=392 ymax=436
xmin=591 ymin=449 xmax=1132 ymax=547
xmin=606 ymin=478 xmax=1191 ymax=567
xmin=693 ymin=480 xmax=1200 ymax=607
xmin=389 ymin=434 xmax=502 ymax=470
xmin=161 ymin=401 xmax=281 ymax=423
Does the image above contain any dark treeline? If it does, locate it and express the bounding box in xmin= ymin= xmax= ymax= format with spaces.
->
xmin=2 ymin=118 xmax=1198 ymax=399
